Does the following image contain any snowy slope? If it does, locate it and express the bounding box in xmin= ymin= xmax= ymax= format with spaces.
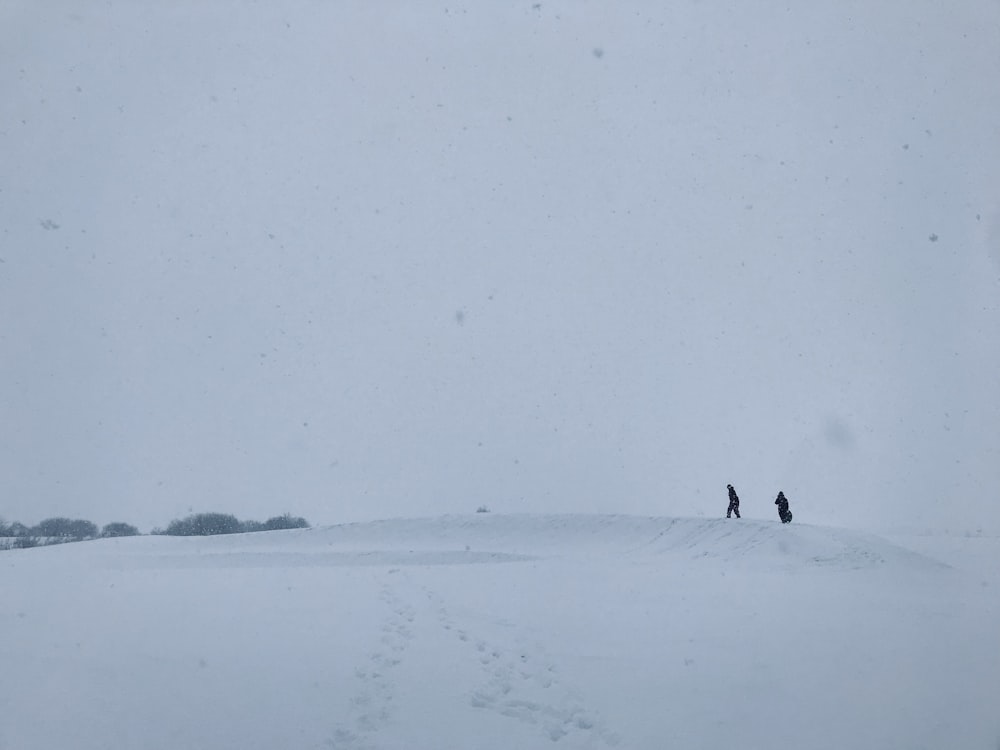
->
xmin=108 ymin=513 xmax=948 ymax=571
xmin=2 ymin=515 xmax=996 ymax=750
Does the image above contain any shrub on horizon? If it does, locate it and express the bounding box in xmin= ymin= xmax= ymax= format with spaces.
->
xmin=101 ymin=522 xmax=140 ymax=538
xmin=262 ymin=513 xmax=310 ymax=531
xmin=165 ymin=512 xmax=242 ymax=537
xmin=32 ymin=517 xmax=98 ymax=540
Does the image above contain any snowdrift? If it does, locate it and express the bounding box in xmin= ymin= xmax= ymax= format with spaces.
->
xmin=92 ymin=513 xmax=946 ymax=572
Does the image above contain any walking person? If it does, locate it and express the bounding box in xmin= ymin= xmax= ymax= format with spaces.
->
xmin=775 ymin=491 xmax=793 ymax=523
xmin=726 ymin=484 xmax=741 ymax=519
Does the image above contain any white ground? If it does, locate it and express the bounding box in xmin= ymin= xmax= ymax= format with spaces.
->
xmin=2 ymin=514 xmax=997 ymax=750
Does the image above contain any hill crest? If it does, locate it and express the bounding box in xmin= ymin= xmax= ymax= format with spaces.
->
xmin=94 ymin=513 xmax=947 ymax=572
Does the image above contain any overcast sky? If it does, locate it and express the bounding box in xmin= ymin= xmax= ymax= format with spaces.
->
xmin=2 ymin=1 xmax=999 ymax=532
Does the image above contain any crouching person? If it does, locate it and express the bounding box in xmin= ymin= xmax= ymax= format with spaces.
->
xmin=775 ymin=491 xmax=793 ymax=523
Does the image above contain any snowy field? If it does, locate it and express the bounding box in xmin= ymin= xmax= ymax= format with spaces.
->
xmin=2 ymin=514 xmax=997 ymax=750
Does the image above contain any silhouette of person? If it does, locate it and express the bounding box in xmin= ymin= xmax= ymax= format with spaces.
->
xmin=726 ymin=484 xmax=741 ymax=518
xmin=775 ymin=491 xmax=792 ymax=523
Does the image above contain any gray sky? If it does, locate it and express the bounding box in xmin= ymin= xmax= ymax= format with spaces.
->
xmin=2 ymin=1 xmax=999 ymax=532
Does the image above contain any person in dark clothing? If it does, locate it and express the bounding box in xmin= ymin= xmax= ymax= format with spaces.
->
xmin=775 ymin=491 xmax=792 ymax=523
xmin=726 ymin=484 xmax=741 ymax=518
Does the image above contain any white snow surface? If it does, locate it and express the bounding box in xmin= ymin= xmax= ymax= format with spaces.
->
xmin=2 ymin=514 xmax=997 ymax=750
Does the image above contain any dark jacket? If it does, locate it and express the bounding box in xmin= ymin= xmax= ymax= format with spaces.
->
xmin=775 ymin=491 xmax=792 ymax=523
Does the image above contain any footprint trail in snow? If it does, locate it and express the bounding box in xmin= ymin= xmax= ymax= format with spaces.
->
xmin=422 ymin=585 xmax=621 ymax=747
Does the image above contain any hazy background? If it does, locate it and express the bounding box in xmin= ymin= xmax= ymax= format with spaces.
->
xmin=2 ymin=1 xmax=999 ymax=532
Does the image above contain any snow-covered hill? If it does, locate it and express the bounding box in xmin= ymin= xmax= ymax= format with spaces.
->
xmin=2 ymin=514 xmax=996 ymax=750
xmin=104 ymin=513 xmax=947 ymax=572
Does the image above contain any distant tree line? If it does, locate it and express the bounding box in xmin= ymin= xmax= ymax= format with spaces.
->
xmin=154 ymin=512 xmax=310 ymax=536
xmin=1 ymin=512 xmax=310 ymax=549
xmin=0 ymin=517 xmax=136 ymax=546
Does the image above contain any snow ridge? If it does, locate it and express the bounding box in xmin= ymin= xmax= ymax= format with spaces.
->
xmin=104 ymin=514 xmax=948 ymax=572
